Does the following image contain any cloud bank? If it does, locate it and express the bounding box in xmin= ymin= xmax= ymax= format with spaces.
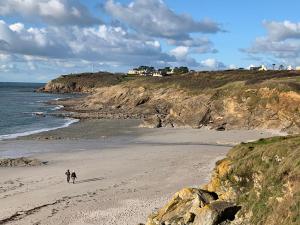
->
xmin=243 ymin=20 xmax=300 ymax=64
xmin=0 ymin=0 xmax=100 ymax=26
xmin=0 ymin=0 xmax=227 ymax=81
xmin=104 ymin=0 xmax=222 ymax=40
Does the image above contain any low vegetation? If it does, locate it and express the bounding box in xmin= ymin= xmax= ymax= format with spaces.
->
xmin=125 ymin=70 xmax=300 ymax=93
xmin=43 ymin=70 xmax=300 ymax=94
xmin=38 ymin=71 xmax=126 ymax=93
xmin=50 ymin=71 xmax=126 ymax=89
xmin=209 ymin=135 xmax=300 ymax=225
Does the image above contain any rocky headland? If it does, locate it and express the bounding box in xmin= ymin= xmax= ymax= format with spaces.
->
xmin=37 ymin=71 xmax=125 ymax=93
xmin=38 ymin=70 xmax=300 ymax=224
xmin=42 ymin=70 xmax=300 ymax=133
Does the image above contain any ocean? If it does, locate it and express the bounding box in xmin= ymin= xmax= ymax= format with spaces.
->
xmin=0 ymin=82 xmax=78 ymax=140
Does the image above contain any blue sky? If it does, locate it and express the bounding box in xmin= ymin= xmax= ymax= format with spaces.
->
xmin=0 ymin=0 xmax=300 ymax=82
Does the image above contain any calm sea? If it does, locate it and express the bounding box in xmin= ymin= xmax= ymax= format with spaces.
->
xmin=0 ymin=82 xmax=78 ymax=140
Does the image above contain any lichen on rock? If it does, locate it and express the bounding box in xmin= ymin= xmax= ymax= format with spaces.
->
xmin=146 ymin=188 xmax=240 ymax=225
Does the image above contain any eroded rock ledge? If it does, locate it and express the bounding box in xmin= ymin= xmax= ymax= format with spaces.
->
xmin=42 ymin=71 xmax=300 ymax=134
xmin=145 ymin=188 xmax=240 ymax=225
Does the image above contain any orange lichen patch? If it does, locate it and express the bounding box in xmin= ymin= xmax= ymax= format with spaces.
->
xmin=204 ymin=159 xmax=232 ymax=193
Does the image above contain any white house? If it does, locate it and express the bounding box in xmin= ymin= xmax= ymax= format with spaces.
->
xmin=128 ymin=69 xmax=138 ymax=75
xmin=166 ymin=69 xmax=175 ymax=75
xmin=249 ymin=65 xmax=267 ymax=71
xmin=153 ymin=72 xmax=163 ymax=77
xmin=258 ymin=65 xmax=268 ymax=71
xmin=287 ymin=65 xmax=293 ymax=71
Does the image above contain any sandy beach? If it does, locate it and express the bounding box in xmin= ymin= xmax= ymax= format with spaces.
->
xmin=0 ymin=120 xmax=281 ymax=225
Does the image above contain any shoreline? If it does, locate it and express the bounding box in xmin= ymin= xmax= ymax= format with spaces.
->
xmin=0 ymin=117 xmax=79 ymax=141
xmin=0 ymin=119 xmax=283 ymax=224
xmin=0 ymin=91 xmax=84 ymax=142
xmin=0 ymin=118 xmax=285 ymax=158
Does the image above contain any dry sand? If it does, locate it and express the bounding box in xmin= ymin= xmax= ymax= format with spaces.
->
xmin=0 ymin=120 xmax=282 ymax=225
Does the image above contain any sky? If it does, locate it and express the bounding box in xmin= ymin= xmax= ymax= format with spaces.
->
xmin=0 ymin=0 xmax=300 ymax=82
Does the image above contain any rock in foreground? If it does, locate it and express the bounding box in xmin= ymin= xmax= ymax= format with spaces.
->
xmin=0 ymin=157 xmax=47 ymax=167
xmin=146 ymin=188 xmax=240 ymax=225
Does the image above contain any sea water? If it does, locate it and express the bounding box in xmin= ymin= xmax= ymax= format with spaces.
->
xmin=0 ymin=82 xmax=78 ymax=140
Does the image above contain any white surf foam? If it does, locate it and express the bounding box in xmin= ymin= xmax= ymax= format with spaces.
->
xmin=0 ymin=118 xmax=79 ymax=141
xmin=51 ymin=105 xmax=64 ymax=110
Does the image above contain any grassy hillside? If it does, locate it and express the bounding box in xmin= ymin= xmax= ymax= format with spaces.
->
xmin=43 ymin=70 xmax=300 ymax=94
xmin=145 ymin=135 xmax=300 ymax=225
xmin=205 ymin=135 xmax=300 ymax=225
xmin=123 ymin=70 xmax=300 ymax=94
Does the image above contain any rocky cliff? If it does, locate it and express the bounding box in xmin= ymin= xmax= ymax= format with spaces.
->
xmin=37 ymin=71 xmax=126 ymax=93
xmin=47 ymin=70 xmax=300 ymax=133
xmin=145 ymin=135 xmax=300 ymax=225
xmin=41 ymin=71 xmax=300 ymax=224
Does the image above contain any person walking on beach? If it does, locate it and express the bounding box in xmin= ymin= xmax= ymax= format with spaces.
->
xmin=71 ymin=170 xmax=77 ymax=184
xmin=65 ymin=169 xmax=71 ymax=183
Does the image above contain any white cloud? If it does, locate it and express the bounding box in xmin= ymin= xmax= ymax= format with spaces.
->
xmin=27 ymin=61 xmax=36 ymax=70
xmin=200 ymin=58 xmax=226 ymax=70
xmin=0 ymin=52 xmax=10 ymax=61
xmin=228 ymin=64 xmax=237 ymax=69
xmin=9 ymin=23 xmax=24 ymax=33
xmin=0 ymin=21 xmax=175 ymax=66
xmin=168 ymin=37 xmax=217 ymax=54
xmin=170 ymin=46 xmax=189 ymax=59
xmin=0 ymin=0 xmax=225 ymax=81
xmin=0 ymin=0 xmax=100 ymax=26
xmin=0 ymin=64 xmax=14 ymax=72
xmin=104 ymin=0 xmax=222 ymax=40
xmin=264 ymin=20 xmax=300 ymax=41
xmin=0 ymin=20 xmax=71 ymax=58
xmin=243 ymin=20 xmax=300 ymax=64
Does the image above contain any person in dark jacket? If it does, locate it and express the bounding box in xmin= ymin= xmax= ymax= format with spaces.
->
xmin=71 ymin=170 xmax=77 ymax=184
xmin=65 ymin=169 xmax=71 ymax=183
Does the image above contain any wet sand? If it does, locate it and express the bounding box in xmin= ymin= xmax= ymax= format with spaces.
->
xmin=0 ymin=120 xmax=281 ymax=225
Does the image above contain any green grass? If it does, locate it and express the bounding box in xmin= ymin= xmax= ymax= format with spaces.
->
xmin=50 ymin=70 xmax=300 ymax=96
xmin=222 ymin=135 xmax=300 ymax=225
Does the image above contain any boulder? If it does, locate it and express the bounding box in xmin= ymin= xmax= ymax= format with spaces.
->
xmin=0 ymin=157 xmax=47 ymax=167
xmin=146 ymin=188 xmax=239 ymax=225
xmin=141 ymin=115 xmax=162 ymax=128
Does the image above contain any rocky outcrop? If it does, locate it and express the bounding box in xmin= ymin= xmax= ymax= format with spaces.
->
xmin=145 ymin=135 xmax=300 ymax=225
xmin=41 ymin=70 xmax=300 ymax=133
xmin=57 ymin=84 xmax=300 ymax=134
xmin=0 ymin=157 xmax=47 ymax=167
xmin=146 ymin=188 xmax=240 ymax=225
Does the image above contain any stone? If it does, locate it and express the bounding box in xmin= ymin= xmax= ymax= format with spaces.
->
xmin=0 ymin=157 xmax=47 ymax=167
xmin=140 ymin=115 xmax=162 ymax=128
xmin=145 ymin=188 xmax=239 ymax=225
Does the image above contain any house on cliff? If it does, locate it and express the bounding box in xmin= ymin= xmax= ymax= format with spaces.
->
xmin=249 ymin=65 xmax=268 ymax=71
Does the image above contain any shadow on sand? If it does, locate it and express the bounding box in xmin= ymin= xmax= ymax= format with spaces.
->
xmin=76 ymin=177 xmax=104 ymax=184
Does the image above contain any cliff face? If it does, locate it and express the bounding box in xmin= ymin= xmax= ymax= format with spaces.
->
xmin=42 ymin=70 xmax=300 ymax=133
xmin=55 ymin=73 xmax=300 ymax=133
xmin=145 ymin=135 xmax=300 ymax=225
